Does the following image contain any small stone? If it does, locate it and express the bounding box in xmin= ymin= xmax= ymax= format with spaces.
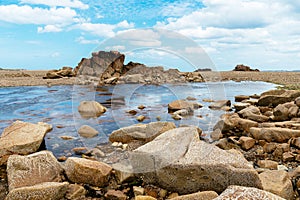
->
xmin=295 ymin=97 xmax=300 ymax=107
xmin=138 ymin=105 xmax=146 ymax=110
xmin=86 ymin=148 xmax=105 ymax=158
xmin=186 ymin=96 xmax=197 ymax=101
xmin=156 ymin=116 xmax=161 ymax=121
xmin=133 ymin=186 xmax=144 ymax=196
xmin=136 ymin=115 xmax=146 ymax=122
xmin=128 ymin=110 xmax=138 ymax=115
xmin=282 ymin=152 xmax=294 ymax=162
xmin=168 ymin=193 xmax=179 ymax=199
xmin=171 ymin=191 xmax=218 ymax=200
xmin=295 ymin=154 xmax=300 ymax=162
xmin=172 ymin=114 xmax=182 ymax=120
xmin=277 ymin=165 xmax=288 ymax=171
xmin=60 ymin=136 xmax=75 ymax=140
xmin=239 ymin=136 xmax=255 ymax=150
xmin=105 ymin=190 xmax=127 ymax=200
xmin=159 ymin=189 xmax=168 ymax=198
xmin=72 ymin=147 xmax=87 ymax=155
xmin=263 ymin=143 xmax=277 ymax=153
xmin=122 ymin=144 xmax=128 ymax=150
xmin=65 ymin=184 xmax=87 ymax=200
xmin=78 ymin=125 xmax=99 ymax=138
xmin=202 ymin=98 xmax=214 ymax=102
xmin=135 ymin=196 xmax=157 ymax=200
xmin=257 ymin=160 xmax=278 ymax=170
xmin=58 ymin=156 xmax=67 ymax=162
xmin=78 ymin=101 xmax=106 ymax=118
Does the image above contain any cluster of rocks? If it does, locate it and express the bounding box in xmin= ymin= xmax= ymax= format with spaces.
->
xmin=211 ymin=89 xmax=300 ymax=199
xmin=233 ymin=64 xmax=260 ymax=72
xmin=43 ymin=67 xmax=75 ymax=79
xmin=72 ymin=50 xmax=204 ymax=85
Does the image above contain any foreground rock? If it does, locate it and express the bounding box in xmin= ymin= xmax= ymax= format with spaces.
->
xmin=130 ymin=127 xmax=262 ymax=194
xmin=7 ymin=151 xmax=64 ymax=191
xmin=6 ymin=182 xmax=69 ymax=200
xmin=259 ymin=170 xmax=294 ymax=200
xmin=109 ymin=122 xmax=176 ymax=144
xmin=171 ymin=191 xmax=218 ymax=200
xmin=65 ymin=157 xmax=112 ymax=187
xmin=215 ymin=185 xmax=285 ymax=200
xmin=0 ymin=121 xmax=51 ymax=165
xmin=250 ymin=127 xmax=300 ymax=143
xmin=78 ymin=101 xmax=107 ymax=118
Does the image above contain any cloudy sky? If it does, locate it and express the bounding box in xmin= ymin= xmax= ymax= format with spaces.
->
xmin=0 ymin=0 xmax=300 ymax=71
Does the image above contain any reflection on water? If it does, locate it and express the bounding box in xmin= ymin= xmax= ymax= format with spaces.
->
xmin=0 ymin=81 xmax=278 ymax=157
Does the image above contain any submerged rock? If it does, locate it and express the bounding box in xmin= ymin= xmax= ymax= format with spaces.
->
xmin=78 ymin=101 xmax=107 ymax=118
xmin=128 ymin=127 xmax=262 ymax=194
xmin=0 ymin=121 xmax=51 ymax=165
xmin=78 ymin=125 xmax=99 ymax=138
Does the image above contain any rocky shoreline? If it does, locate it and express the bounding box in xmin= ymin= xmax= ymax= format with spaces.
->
xmin=1 ymin=87 xmax=300 ymax=199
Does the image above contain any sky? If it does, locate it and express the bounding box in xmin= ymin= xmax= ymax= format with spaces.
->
xmin=0 ymin=0 xmax=300 ymax=71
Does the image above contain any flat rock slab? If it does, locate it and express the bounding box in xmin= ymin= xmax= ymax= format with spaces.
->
xmin=109 ymin=121 xmax=176 ymax=144
xmin=250 ymin=127 xmax=300 ymax=143
xmin=6 ymin=182 xmax=69 ymax=200
xmin=0 ymin=121 xmax=51 ymax=165
xmin=7 ymin=151 xmax=64 ymax=191
xmin=215 ymin=185 xmax=285 ymax=200
xmin=65 ymin=157 xmax=112 ymax=187
xmin=126 ymin=127 xmax=262 ymax=194
xmin=258 ymin=89 xmax=300 ymax=107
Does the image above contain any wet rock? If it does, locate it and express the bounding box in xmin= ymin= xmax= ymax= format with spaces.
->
xmin=6 ymin=182 xmax=69 ymax=200
xmin=173 ymin=108 xmax=193 ymax=116
xmin=168 ymin=100 xmax=200 ymax=111
xmin=235 ymin=95 xmax=250 ymax=102
xmin=259 ymin=170 xmax=294 ymax=200
xmin=136 ymin=115 xmax=146 ymax=122
xmin=209 ymin=100 xmax=231 ymax=110
xmin=78 ymin=125 xmax=99 ymax=138
xmin=138 ymin=105 xmax=146 ymax=110
xmin=239 ymin=136 xmax=255 ymax=150
xmin=0 ymin=121 xmax=51 ymax=165
xmin=171 ymin=191 xmax=218 ymax=200
xmin=131 ymin=127 xmax=262 ymax=194
xmin=104 ymin=189 xmax=127 ymax=200
xmin=65 ymin=157 xmax=112 ymax=187
xmin=250 ymin=127 xmax=300 ymax=143
xmin=127 ymin=110 xmax=138 ymax=115
xmin=258 ymin=89 xmax=300 ymax=107
xmin=109 ymin=122 xmax=176 ymax=144
xmin=215 ymin=185 xmax=285 ymax=200
xmin=65 ymin=184 xmax=87 ymax=200
xmin=7 ymin=151 xmax=64 ymax=191
xmin=78 ymin=101 xmax=107 ymax=118
xmin=72 ymin=147 xmax=87 ymax=155
xmin=186 ymin=96 xmax=197 ymax=101
xmin=257 ymin=160 xmax=278 ymax=170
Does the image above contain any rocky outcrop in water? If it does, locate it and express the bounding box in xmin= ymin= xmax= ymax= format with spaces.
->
xmin=233 ymin=64 xmax=260 ymax=72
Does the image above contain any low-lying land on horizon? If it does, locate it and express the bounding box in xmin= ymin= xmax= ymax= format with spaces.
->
xmin=0 ymin=69 xmax=299 ymax=89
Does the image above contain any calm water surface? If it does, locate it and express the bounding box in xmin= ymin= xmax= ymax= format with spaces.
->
xmin=0 ymin=81 xmax=278 ymax=157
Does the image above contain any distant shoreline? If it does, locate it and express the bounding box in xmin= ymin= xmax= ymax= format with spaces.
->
xmin=0 ymin=70 xmax=299 ymax=89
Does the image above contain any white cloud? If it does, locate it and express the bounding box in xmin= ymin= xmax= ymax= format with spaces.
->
xmin=75 ymin=20 xmax=134 ymax=37
xmin=76 ymin=36 xmax=100 ymax=44
xmin=38 ymin=25 xmax=63 ymax=33
xmin=0 ymin=5 xmax=77 ymax=25
xmin=51 ymin=52 xmax=60 ymax=58
xmin=20 ymin=0 xmax=89 ymax=9
xmin=117 ymin=29 xmax=162 ymax=47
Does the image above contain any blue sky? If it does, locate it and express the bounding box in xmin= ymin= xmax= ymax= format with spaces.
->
xmin=0 ymin=0 xmax=300 ymax=71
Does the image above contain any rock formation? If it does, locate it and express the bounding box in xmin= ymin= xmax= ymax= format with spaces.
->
xmin=233 ymin=64 xmax=260 ymax=72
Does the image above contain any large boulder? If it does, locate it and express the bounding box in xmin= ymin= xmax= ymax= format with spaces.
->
xmin=250 ymin=127 xmax=300 ymax=143
xmin=0 ymin=121 xmax=51 ymax=165
xmin=109 ymin=122 xmax=176 ymax=144
xmin=273 ymin=104 xmax=290 ymax=121
xmin=65 ymin=157 xmax=112 ymax=187
xmin=78 ymin=101 xmax=107 ymax=118
xmin=233 ymin=64 xmax=259 ymax=71
xmin=238 ymin=106 xmax=269 ymax=122
xmin=215 ymin=185 xmax=285 ymax=200
xmin=126 ymin=127 xmax=262 ymax=194
xmin=6 ymin=182 xmax=69 ymax=200
xmin=7 ymin=151 xmax=64 ymax=191
xmin=258 ymin=89 xmax=300 ymax=107
xmin=259 ymin=170 xmax=294 ymax=200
